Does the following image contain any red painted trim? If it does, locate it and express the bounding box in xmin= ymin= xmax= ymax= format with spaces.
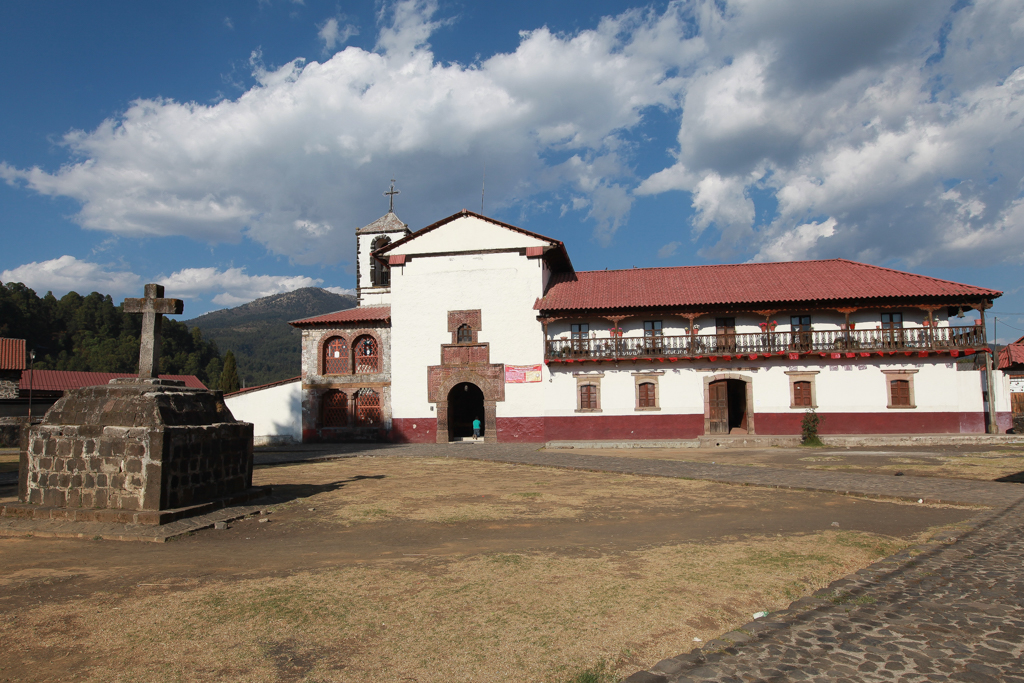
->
xmin=496 ymin=417 xmax=546 ymax=441
xmin=756 ymin=411 xmax=991 ymax=435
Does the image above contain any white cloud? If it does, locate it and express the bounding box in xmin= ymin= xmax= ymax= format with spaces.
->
xmin=0 ymin=0 xmax=678 ymax=264
xmin=3 ymin=0 xmax=1024 ymax=272
xmin=324 ymin=286 xmax=355 ymax=297
xmin=657 ymin=241 xmax=681 ymax=258
xmin=636 ymin=0 xmax=1024 ymax=266
xmin=161 ymin=267 xmax=324 ymax=306
xmin=318 ymin=17 xmax=358 ymax=52
xmin=223 ymin=17 xmax=234 ymax=30
xmin=0 ymin=256 xmax=141 ymax=298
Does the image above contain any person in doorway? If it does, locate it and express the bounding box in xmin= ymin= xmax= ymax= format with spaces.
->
xmin=472 ymin=417 xmax=482 ymax=438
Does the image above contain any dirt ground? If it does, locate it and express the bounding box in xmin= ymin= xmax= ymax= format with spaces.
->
xmin=566 ymin=444 xmax=1024 ymax=482
xmin=0 ymin=455 xmax=980 ymax=683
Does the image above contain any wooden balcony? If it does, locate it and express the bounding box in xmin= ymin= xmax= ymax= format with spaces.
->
xmin=545 ymin=325 xmax=988 ymax=363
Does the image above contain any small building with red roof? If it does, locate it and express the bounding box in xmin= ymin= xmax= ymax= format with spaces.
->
xmin=0 ymin=338 xmax=26 ymax=400
xmin=289 ymin=207 xmax=1011 ymax=443
xmin=999 ymin=335 xmax=1024 ymax=420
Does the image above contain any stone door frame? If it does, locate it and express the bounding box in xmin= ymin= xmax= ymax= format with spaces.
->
xmin=433 ymin=371 xmax=500 ymax=443
xmin=703 ymin=373 xmax=755 ymax=435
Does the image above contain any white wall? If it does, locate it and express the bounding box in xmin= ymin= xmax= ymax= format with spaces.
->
xmin=544 ymin=357 xmax=982 ymax=417
xmin=389 ymin=216 xmax=550 ymax=419
xmin=225 ymin=380 xmax=302 ymax=445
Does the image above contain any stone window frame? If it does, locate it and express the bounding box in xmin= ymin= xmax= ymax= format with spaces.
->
xmin=883 ymin=369 xmax=918 ymax=409
xmin=448 ymin=310 xmax=481 ymax=344
xmin=632 ymin=370 xmax=664 ymax=411
xmin=785 ymin=370 xmax=819 ymax=409
xmin=574 ymin=372 xmax=603 ymax=413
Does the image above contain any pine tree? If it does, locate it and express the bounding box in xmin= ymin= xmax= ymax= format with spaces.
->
xmin=219 ymin=350 xmax=240 ymax=393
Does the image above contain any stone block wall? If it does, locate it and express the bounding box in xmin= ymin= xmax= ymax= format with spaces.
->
xmin=20 ymin=422 xmax=253 ymax=511
xmin=0 ymin=370 xmax=20 ymax=399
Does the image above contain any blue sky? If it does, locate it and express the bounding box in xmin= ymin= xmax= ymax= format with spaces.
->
xmin=1 ymin=0 xmax=1023 ymax=340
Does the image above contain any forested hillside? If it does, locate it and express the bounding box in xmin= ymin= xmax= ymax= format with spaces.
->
xmin=0 ymin=281 xmax=225 ymax=388
xmin=183 ymin=287 xmax=357 ymax=387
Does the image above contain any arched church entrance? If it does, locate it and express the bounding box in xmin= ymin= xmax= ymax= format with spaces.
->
xmin=447 ymin=382 xmax=484 ymax=441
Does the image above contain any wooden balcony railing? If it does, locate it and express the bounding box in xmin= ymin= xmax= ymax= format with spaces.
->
xmin=545 ymin=325 xmax=987 ymax=362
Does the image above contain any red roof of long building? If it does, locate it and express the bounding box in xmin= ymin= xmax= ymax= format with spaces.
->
xmin=20 ymin=370 xmax=206 ymax=392
xmin=0 ymin=338 xmax=26 ymax=371
xmin=535 ymin=259 xmax=1001 ymax=312
xmin=998 ymin=335 xmax=1024 ymax=369
xmin=290 ymin=306 xmax=390 ymax=327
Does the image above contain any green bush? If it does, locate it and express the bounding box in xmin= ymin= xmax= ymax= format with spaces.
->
xmin=801 ymin=408 xmax=825 ymax=446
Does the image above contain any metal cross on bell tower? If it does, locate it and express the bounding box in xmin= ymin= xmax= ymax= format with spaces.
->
xmin=384 ymin=178 xmax=400 ymax=213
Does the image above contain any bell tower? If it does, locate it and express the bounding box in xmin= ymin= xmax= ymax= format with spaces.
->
xmin=355 ymin=179 xmax=411 ymax=307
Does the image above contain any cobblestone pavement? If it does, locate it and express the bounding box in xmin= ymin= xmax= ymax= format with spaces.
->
xmin=624 ymin=499 xmax=1024 ymax=683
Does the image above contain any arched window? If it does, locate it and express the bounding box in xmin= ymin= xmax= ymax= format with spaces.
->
xmin=321 ymin=390 xmax=348 ymax=427
xmin=370 ymin=236 xmax=391 ymax=286
xmin=457 ymin=324 xmax=473 ymax=343
xmin=323 ymin=336 xmax=348 ymax=375
xmin=355 ymin=388 xmax=381 ymax=425
xmin=354 ymin=335 xmax=379 ymax=374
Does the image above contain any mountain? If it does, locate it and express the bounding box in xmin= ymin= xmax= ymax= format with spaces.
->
xmin=184 ymin=287 xmax=357 ymax=387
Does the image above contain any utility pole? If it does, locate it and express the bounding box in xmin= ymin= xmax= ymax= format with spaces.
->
xmin=981 ymin=306 xmax=998 ymax=434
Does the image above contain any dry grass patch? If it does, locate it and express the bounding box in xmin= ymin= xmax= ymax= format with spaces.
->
xmin=1 ymin=530 xmax=911 ymax=683
xmin=258 ymin=458 xmax=737 ymax=527
xmin=803 ymin=452 xmax=1024 ymax=481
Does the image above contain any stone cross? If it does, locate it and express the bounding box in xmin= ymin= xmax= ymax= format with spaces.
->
xmin=123 ymin=284 xmax=184 ymax=379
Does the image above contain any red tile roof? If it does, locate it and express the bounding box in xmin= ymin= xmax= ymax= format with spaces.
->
xmin=0 ymin=338 xmax=26 ymax=371
xmin=998 ymin=335 xmax=1024 ymax=369
xmin=20 ymin=370 xmax=206 ymax=392
xmin=535 ymin=259 xmax=1001 ymax=312
xmin=290 ymin=306 xmax=390 ymax=327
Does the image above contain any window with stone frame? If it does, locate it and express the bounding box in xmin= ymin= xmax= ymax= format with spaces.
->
xmin=321 ymin=390 xmax=348 ymax=427
xmin=353 ymin=335 xmax=380 ymax=374
xmin=323 ymin=336 xmax=348 ymax=375
xmin=355 ymin=388 xmax=382 ymax=425
xmin=574 ymin=372 xmax=603 ymax=412
xmin=786 ymin=370 xmax=818 ymax=409
xmin=457 ymin=324 xmax=473 ymax=343
xmin=883 ymin=369 xmax=917 ymax=409
xmin=632 ymin=371 xmax=663 ymax=411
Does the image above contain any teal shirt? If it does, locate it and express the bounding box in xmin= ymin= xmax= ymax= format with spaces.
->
xmin=472 ymin=419 xmax=481 ymax=430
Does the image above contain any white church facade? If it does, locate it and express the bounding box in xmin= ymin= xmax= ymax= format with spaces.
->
xmin=290 ymin=209 xmax=1011 ymax=443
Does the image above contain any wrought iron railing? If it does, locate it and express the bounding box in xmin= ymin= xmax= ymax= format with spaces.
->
xmin=546 ymin=325 xmax=987 ymax=361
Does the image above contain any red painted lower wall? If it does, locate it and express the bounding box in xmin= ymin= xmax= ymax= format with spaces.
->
xmin=390 ymin=418 xmax=438 ymax=443
xmin=496 ymin=417 xmax=546 ymax=442
xmin=382 ymin=411 xmax=1008 ymax=444
xmin=544 ymin=414 xmax=706 ymax=441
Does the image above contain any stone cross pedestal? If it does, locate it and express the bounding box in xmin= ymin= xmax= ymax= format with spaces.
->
xmin=8 ymin=283 xmax=264 ymax=526
xmin=122 ymin=284 xmax=183 ymax=379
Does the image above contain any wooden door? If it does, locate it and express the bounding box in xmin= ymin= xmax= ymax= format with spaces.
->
xmin=709 ymin=381 xmax=729 ymax=434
